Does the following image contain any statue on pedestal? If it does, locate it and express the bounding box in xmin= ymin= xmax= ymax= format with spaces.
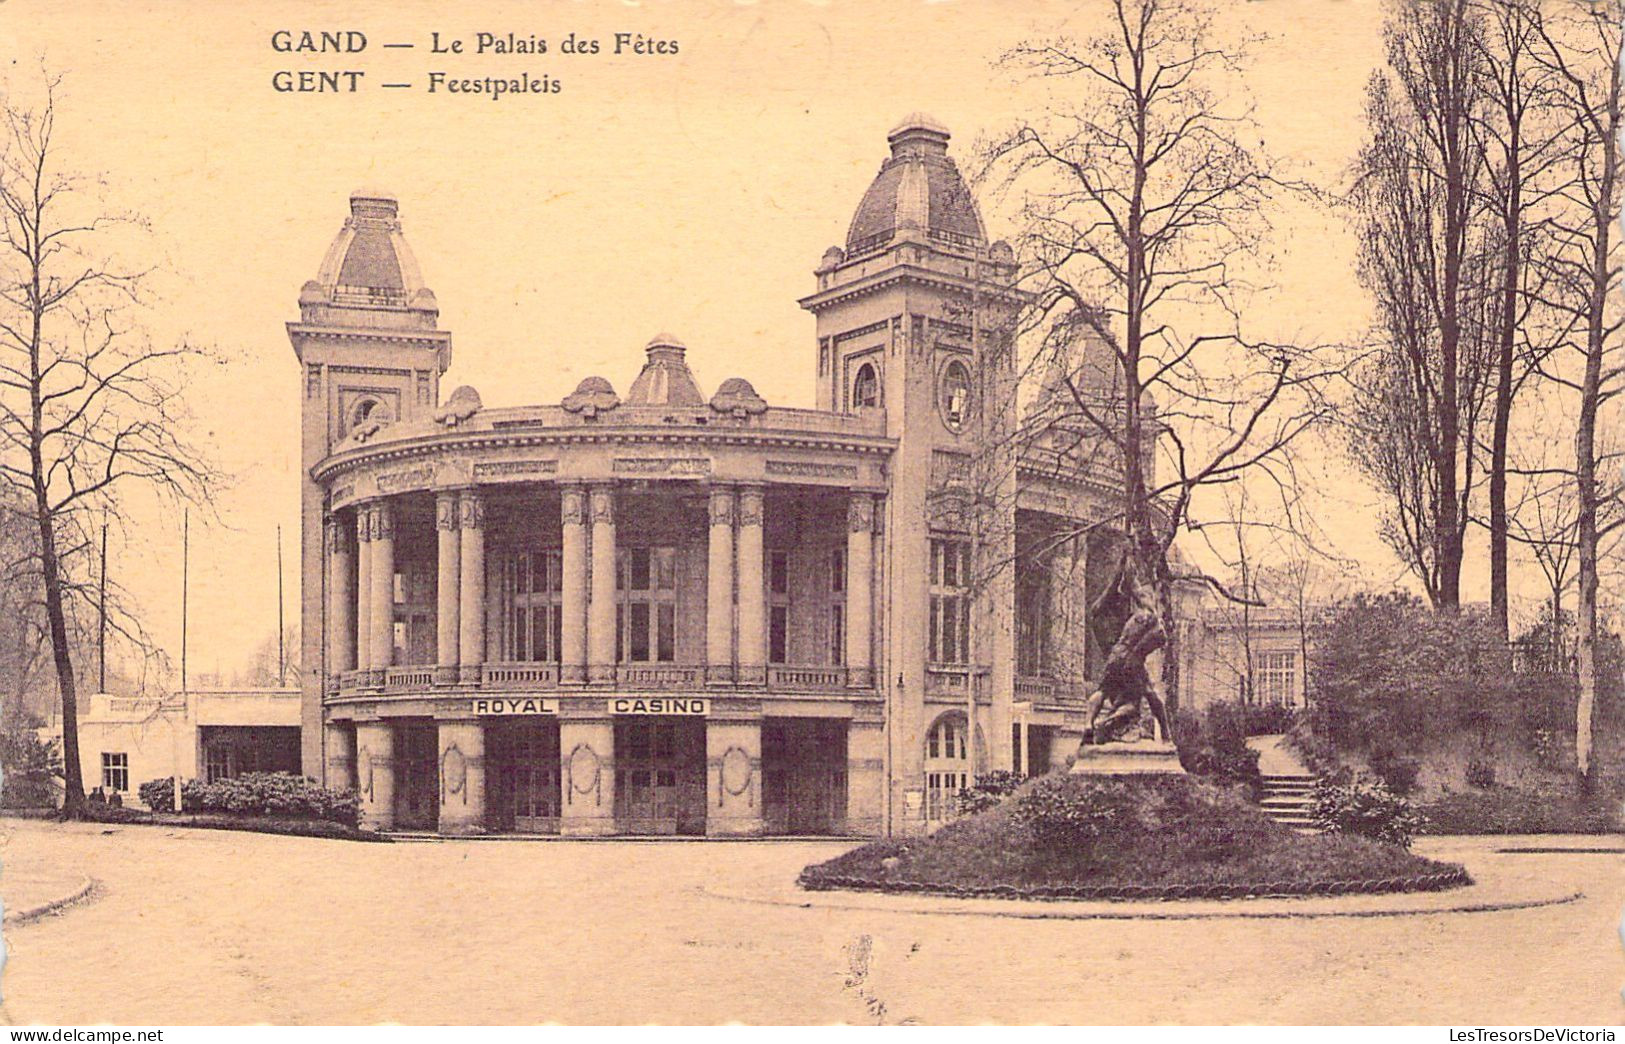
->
xmin=1079 ymin=550 xmax=1173 ymax=747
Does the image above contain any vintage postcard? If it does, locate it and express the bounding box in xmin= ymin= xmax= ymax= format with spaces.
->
xmin=0 ymin=0 xmax=1621 ymax=1030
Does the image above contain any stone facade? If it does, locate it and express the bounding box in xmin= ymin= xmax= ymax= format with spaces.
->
xmin=294 ymin=118 xmax=1133 ymax=837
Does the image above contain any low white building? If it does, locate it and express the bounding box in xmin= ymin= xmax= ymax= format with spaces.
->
xmin=75 ymin=688 xmax=302 ymax=806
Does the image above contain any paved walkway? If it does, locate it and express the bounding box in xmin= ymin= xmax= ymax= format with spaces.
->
xmin=1249 ymin=733 xmax=1312 ymax=776
xmin=1 ymin=820 xmax=1620 ymax=1024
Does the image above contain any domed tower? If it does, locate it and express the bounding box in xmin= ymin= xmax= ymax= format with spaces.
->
xmin=288 ymin=190 xmax=452 ymax=777
xmin=800 ymin=116 xmax=1026 ymax=828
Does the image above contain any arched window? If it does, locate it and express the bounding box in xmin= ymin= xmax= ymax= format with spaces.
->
xmin=349 ymin=397 xmax=389 ymax=434
xmin=923 ymin=712 xmax=982 ymax=826
xmin=939 ymin=360 xmax=971 ymax=430
xmin=852 ymin=363 xmax=880 ymax=409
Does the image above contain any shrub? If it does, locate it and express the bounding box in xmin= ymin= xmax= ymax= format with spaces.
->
xmin=1310 ymin=776 xmax=1423 ymax=849
xmin=954 ymin=770 xmax=1027 ymax=816
xmin=1367 ymin=747 xmax=1421 ymax=795
xmin=1465 ymin=756 xmax=1496 ymax=789
xmin=1241 ymin=702 xmax=1298 ymax=737
xmin=1306 ymin=593 xmax=1517 ymax=757
xmin=138 ymin=773 xmax=360 ymax=826
xmin=138 ymin=777 xmax=179 ymax=812
xmin=1009 ymin=774 xmax=1138 ymax=850
xmin=1 ymin=723 xmax=62 ymax=809
xmin=1175 ymin=703 xmax=1262 ymax=792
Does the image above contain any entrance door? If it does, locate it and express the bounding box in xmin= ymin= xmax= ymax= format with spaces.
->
xmin=762 ymin=719 xmax=848 ymax=835
xmin=394 ymin=722 xmax=439 ymax=830
xmin=614 ymin=718 xmax=705 ymax=835
xmin=487 ymin=718 xmax=561 ymax=833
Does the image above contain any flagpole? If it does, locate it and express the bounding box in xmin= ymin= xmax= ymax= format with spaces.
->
xmin=277 ymin=525 xmax=285 ymax=687
xmin=98 ymin=518 xmax=107 ymax=694
xmin=175 ymin=509 xmax=189 ymax=814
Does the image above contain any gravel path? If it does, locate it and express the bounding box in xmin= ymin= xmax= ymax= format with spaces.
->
xmin=0 ymin=820 xmax=1618 ymax=1024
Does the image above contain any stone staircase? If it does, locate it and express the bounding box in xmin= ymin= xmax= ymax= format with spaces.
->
xmin=1257 ymin=773 xmax=1319 ymax=832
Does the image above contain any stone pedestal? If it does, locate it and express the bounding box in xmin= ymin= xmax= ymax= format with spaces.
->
xmin=560 ymin=719 xmax=615 ymax=836
xmin=705 ymin=720 xmax=762 ymax=836
xmin=436 ymin=720 xmax=486 ymax=835
xmin=1069 ymin=739 xmax=1185 ymax=776
xmin=354 ymin=721 xmax=395 ymax=830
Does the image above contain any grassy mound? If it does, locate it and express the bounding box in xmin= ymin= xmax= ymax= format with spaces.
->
xmin=802 ymin=773 xmax=1467 ymax=899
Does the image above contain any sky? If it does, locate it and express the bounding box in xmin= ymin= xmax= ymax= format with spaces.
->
xmin=1 ymin=0 xmax=1562 ymax=689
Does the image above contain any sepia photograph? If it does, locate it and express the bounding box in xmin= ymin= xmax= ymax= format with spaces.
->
xmin=0 ymin=0 xmax=1621 ymax=1030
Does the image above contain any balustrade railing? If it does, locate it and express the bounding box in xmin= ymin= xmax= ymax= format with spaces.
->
xmin=616 ymin=664 xmax=703 ymax=689
xmin=383 ymin=666 xmax=436 ymax=690
xmin=330 ymin=661 xmax=877 ymax=698
xmin=482 ymin=662 xmax=560 ymax=688
xmin=767 ymin=665 xmax=849 ymax=691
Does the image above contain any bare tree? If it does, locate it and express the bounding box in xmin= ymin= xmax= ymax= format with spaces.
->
xmin=1526 ymin=5 xmax=1623 ymax=787
xmin=1348 ymin=0 xmax=1498 ymax=611
xmin=0 ymin=75 xmax=216 ymax=816
xmin=1469 ymin=0 xmax=1569 ymax=639
xmin=1507 ymin=422 xmax=1580 ymax=657
xmin=984 ymin=0 xmax=1335 ymax=747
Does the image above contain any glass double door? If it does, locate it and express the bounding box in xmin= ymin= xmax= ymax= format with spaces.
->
xmin=487 ymin=718 xmax=561 ymax=833
xmin=613 ymin=718 xmax=706 ymax=835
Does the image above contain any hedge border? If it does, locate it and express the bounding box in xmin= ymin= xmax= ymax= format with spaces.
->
xmin=796 ymin=864 xmax=1472 ymax=902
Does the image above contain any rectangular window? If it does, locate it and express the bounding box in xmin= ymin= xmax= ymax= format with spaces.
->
xmin=929 ymin=538 xmax=972 ymax=665
xmin=770 ymin=605 xmax=789 ymax=664
xmin=205 ymin=744 xmax=230 ymax=783
xmin=629 ymin=603 xmax=651 ymax=661
xmin=618 ymin=546 xmax=679 ymax=663
xmin=657 ymin=604 xmax=675 ymax=662
xmin=770 ymin=550 xmax=790 ymax=595
xmin=101 ymin=751 xmax=129 ymax=792
xmin=830 ymin=604 xmax=845 ymax=666
xmin=830 ymin=548 xmax=845 ymax=594
xmin=1256 ymin=651 xmax=1298 ymax=707
xmin=497 ymin=550 xmax=563 ymax=663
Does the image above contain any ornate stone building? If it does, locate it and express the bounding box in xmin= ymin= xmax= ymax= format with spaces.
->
xmin=295 ymin=115 xmax=1130 ymax=836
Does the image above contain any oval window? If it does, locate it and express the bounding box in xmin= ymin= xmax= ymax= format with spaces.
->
xmin=940 ymin=360 xmax=971 ymax=430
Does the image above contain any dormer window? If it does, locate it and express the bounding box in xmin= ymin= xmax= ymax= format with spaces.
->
xmin=852 ymin=363 xmax=880 ymax=410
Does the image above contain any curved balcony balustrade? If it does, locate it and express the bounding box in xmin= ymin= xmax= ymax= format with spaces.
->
xmin=329 ymin=661 xmax=874 ymax=700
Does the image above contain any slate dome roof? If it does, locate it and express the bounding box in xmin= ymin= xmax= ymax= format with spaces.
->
xmin=845 ymin=114 xmax=986 ymax=253
xmin=313 ymin=189 xmax=428 ymax=305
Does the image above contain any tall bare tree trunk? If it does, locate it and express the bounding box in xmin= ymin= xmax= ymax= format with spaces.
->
xmin=25 ymin=233 xmax=84 ymax=813
xmin=1573 ymin=149 xmax=1612 ymax=789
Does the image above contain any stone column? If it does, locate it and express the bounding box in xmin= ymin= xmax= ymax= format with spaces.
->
xmin=1050 ymin=534 xmax=1086 ymax=692
xmin=368 ymin=500 xmax=395 ymax=684
xmin=587 ymin=485 xmax=617 ymax=684
xmin=705 ymin=486 xmax=735 ymax=685
xmin=436 ymin=719 xmax=486 ymax=835
xmin=706 ymin=718 xmax=762 ymax=836
xmin=845 ymin=493 xmax=875 ymax=688
xmin=355 ymin=506 xmax=373 ymax=675
xmin=735 ymin=486 xmax=766 ymax=686
xmin=559 ymin=718 xmax=615 ymax=835
xmin=435 ymin=492 xmax=461 ymax=685
xmin=354 ymin=720 xmax=395 ymax=830
xmin=458 ymin=490 xmax=485 ymax=683
xmin=560 ymin=485 xmax=590 ymax=684
xmin=846 ymin=720 xmax=885 ymax=836
xmin=326 ymin=515 xmax=355 ymax=685
xmin=323 ymin=720 xmax=356 ymax=793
